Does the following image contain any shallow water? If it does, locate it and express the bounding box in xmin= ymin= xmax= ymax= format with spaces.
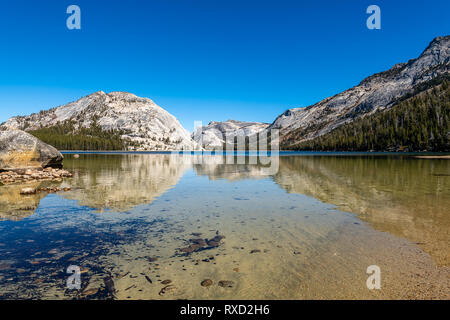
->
xmin=0 ymin=153 xmax=449 ymax=299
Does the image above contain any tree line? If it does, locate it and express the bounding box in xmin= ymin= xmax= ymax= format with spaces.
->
xmin=287 ymin=80 xmax=449 ymax=152
xmin=29 ymin=119 xmax=127 ymax=150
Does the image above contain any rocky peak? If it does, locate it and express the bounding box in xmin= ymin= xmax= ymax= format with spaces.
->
xmin=193 ymin=120 xmax=270 ymax=149
xmin=2 ymin=92 xmax=200 ymax=151
xmin=270 ymin=35 xmax=450 ymax=146
xmin=421 ymin=36 xmax=450 ymax=57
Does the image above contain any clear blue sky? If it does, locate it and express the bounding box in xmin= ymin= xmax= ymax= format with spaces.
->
xmin=0 ymin=0 xmax=448 ymax=131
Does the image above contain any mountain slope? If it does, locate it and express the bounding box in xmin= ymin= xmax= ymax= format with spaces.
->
xmin=288 ymin=81 xmax=449 ymax=151
xmin=271 ymin=36 xmax=450 ymax=147
xmin=1 ymin=91 xmax=199 ymax=151
xmin=192 ymin=120 xmax=270 ymax=149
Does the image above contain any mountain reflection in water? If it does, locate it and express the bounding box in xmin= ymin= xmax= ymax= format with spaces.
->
xmin=0 ymin=153 xmax=448 ymax=269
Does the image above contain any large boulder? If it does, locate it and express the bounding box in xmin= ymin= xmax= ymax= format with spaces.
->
xmin=0 ymin=129 xmax=63 ymax=170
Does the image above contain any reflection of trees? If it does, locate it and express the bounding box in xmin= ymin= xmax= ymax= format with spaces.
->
xmin=192 ymin=154 xmax=450 ymax=266
xmin=273 ymin=156 xmax=450 ymax=266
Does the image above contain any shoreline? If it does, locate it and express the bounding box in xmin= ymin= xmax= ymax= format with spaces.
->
xmin=0 ymin=168 xmax=73 ymax=185
xmin=413 ymin=155 xmax=450 ymax=159
xmin=59 ymin=150 xmax=450 ymax=157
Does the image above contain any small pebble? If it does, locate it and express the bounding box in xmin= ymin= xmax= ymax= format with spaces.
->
xmin=201 ymin=279 xmax=213 ymax=287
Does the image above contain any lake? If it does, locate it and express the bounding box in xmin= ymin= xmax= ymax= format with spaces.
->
xmin=0 ymin=153 xmax=449 ymax=299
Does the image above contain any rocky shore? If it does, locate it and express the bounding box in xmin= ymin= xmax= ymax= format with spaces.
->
xmin=0 ymin=128 xmax=71 ymax=190
xmin=0 ymin=167 xmax=73 ymax=186
xmin=0 ymin=129 xmax=64 ymax=170
xmin=20 ymin=185 xmax=72 ymax=195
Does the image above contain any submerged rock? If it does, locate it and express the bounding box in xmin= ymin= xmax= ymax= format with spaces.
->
xmin=158 ymin=284 xmax=176 ymax=296
xmin=218 ymin=280 xmax=235 ymax=288
xmin=0 ymin=129 xmax=63 ymax=170
xmin=178 ymin=233 xmax=225 ymax=255
xmin=82 ymin=288 xmax=98 ymax=296
xmin=20 ymin=187 xmax=36 ymax=195
xmin=180 ymin=244 xmax=203 ymax=254
xmin=201 ymin=279 xmax=213 ymax=287
xmin=190 ymin=238 xmax=207 ymax=246
xmin=103 ymin=275 xmax=116 ymax=297
xmin=206 ymin=235 xmax=225 ymax=248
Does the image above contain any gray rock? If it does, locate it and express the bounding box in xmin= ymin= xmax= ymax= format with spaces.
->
xmin=20 ymin=187 xmax=36 ymax=195
xmin=0 ymin=129 xmax=63 ymax=170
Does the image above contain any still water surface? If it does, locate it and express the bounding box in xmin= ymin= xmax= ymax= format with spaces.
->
xmin=0 ymin=154 xmax=449 ymax=299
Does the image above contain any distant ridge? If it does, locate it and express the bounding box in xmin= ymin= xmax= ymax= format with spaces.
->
xmin=192 ymin=120 xmax=270 ymax=149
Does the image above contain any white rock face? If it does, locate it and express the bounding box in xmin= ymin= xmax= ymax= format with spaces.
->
xmin=192 ymin=120 xmax=270 ymax=149
xmin=269 ymin=36 xmax=450 ymax=146
xmin=2 ymin=91 xmax=200 ymax=151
